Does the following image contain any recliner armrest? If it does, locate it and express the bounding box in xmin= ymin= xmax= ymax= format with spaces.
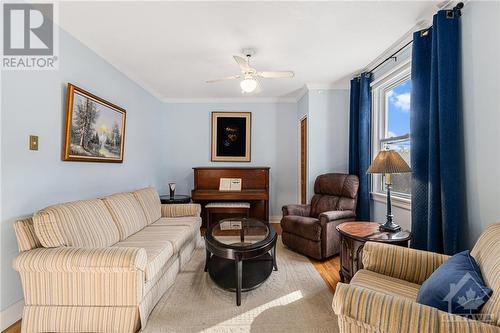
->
xmin=318 ymin=210 xmax=355 ymax=224
xmin=282 ymin=204 xmax=311 ymax=217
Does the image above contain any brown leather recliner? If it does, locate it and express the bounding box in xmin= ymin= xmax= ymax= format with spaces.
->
xmin=281 ymin=173 xmax=359 ymax=260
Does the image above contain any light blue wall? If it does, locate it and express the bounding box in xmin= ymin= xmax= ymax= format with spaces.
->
xmin=1 ymin=29 xmax=165 ymax=313
xmin=460 ymin=1 xmax=500 ymax=248
xmin=161 ymin=102 xmax=298 ymax=218
xmin=307 ymin=89 xmax=350 ymax=200
xmin=296 ymin=89 xmax=350 ymax=201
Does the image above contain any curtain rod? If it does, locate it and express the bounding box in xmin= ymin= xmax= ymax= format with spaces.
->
xmin=367 ymin=2 xmax=464 ymax=75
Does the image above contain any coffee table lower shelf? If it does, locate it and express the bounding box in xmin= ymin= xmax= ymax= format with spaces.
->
xmin=208 ymin=253 xmax=274 ymax=293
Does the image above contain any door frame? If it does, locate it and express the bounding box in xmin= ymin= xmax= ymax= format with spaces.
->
xmin=297 ymin=114 xmax=308 ymax=204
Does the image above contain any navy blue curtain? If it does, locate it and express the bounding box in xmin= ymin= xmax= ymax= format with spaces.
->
xmin=410 ymin=9 xmax=462 ymax=255
xmin=349 ymin=73 xmax=372 ymax=221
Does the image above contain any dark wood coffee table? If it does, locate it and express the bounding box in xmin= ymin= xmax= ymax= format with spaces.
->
xmin=336 ymin=222 xmax=411 ymax=283
xmin=204 ymin=218 xmax=277 ymax=306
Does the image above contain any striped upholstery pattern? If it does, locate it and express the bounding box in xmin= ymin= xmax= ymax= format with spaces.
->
xmin=333 ymin=283 xmax=500 ymax=333
xmin=350 ymin=269 xmax=421 ymax=300
xmin=13 ymin=193 xmax=203 ymax=333
xmin=13 ymin=246 xmax=147 ymax=273
xmin=151 ymin=216 xmax=202 ymax=238
xmin=13 ymin=247 xmax=146 ymax=307
xmin=14 ymin=217 xmax=42 ymax=252
xmin=362 ymin=241 xmax=450 ymax=285
xmin=161 ymin=203 xmax=201 ymax=218
xmin=102 ymin=192 xmax=148 ymax=240
xmin=134 ymin=187 xmax=162 ymax=225
xmin=33 ymin=199 xmax=120 ymax=248
xmin=471 ymin=224 xmax=500 ymax=326
xmin=334 ymin=223 xmax=500 ymax=333
xmin=113 ymin=228 xmax=174 ymax=282
xmin=21 ymin=305 xmax=141 ymax=333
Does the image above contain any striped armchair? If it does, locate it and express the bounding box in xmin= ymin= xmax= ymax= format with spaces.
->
xmin=333 ymin=224 xmax=500 ymax=333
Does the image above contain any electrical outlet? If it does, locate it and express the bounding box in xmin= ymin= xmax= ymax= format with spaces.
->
xmin=29 ymin=135 xmax=38 ymax=151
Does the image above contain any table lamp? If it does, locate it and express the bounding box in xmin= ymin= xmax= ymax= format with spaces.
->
xmin=367 ymin=150 xmax=411 ymax=232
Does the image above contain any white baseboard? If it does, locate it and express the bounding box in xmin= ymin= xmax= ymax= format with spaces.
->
xmin=0 ymin=299 xmax=23 ymax=331
xmin=269 ymin=216 xmax=281 ymax=224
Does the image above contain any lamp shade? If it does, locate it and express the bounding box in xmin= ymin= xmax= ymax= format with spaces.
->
xmin=367 ymin=150 xmax=411 ymax=174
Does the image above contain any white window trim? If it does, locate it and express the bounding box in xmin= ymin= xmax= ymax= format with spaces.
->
xmin=371 ymin=59 xmax=412 ymax=210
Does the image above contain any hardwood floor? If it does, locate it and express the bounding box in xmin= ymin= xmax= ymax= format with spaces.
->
xmin=2 ymin=321 xmax=20 ymax=333
xmin=2 ymin=224 xmax=340 ymax=333
xmin=270 ymin=223 xmax=341 ymax=294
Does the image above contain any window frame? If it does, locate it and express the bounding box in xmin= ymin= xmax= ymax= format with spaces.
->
xmin=370 ymin=60 xmax=412 ymax=209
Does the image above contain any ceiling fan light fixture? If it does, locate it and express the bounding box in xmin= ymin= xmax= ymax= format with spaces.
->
xmin=240 ymin=78 xmax=257 ymax=93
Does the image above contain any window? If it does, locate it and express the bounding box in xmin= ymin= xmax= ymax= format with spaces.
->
xmin=372 ymin=62 xmax=411 ymax=203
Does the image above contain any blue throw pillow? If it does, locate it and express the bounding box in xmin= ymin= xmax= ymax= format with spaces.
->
xmin=416 ymin=250 xmax=492 ymax=315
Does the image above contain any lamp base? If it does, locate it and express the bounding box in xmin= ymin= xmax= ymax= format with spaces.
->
xmin=379 ymin=222 xmax=401 ymax=232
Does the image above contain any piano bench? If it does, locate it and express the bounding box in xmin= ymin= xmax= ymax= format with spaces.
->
xmin=205 ymin=202 xmax=251 ymax=229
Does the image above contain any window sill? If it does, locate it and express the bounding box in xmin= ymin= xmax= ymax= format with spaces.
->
xmin=371 ymin=192 xmax=411 ymax=210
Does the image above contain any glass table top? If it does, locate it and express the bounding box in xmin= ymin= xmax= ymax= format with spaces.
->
xmin=209 ymin=218 xmax=270 ymax=248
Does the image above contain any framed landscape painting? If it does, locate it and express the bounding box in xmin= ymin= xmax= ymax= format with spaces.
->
xmin=211 ymin=112 xmax=251 ymax=162
xmin=63 ymin=83 xmax=126 ymax=162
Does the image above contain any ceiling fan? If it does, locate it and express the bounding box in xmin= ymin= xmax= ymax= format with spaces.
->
xmin=206 ymin=48 xmax=295 ymax=94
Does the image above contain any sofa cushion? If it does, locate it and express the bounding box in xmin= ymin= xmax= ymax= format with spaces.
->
xmin=102 ymin=192 xmax=148 ymax=240
xmin=141 ymin=225 xmax=193 ymax=254
xmin=280 ymin=215 xmax=321 ymax=241
xmin=151 ymin=217 xmax=201 ymax=238
xmin=113 ymin=228 xmax=174 ymax=282
xmin=133 ymin=187 xmax=161 ymax=225
xmin=417 ymin=250 xmax=492 ymax=316
xmin=33 ymin=199 xmax=119 ymax=248
xmin=351 ymin=269 xmax=421 ymax=300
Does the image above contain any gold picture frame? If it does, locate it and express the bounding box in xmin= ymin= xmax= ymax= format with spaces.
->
xmin=63 ymin=83 xmax=126 ymax=163
xmin=211 ymin=112 xmax=251 ymax=162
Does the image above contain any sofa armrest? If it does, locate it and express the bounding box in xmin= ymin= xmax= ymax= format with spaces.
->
xmin=282 ymin=204 xmax=311 ymax=217
xmin=161 ymin=203 xmax=201 ymax=218
xmin=13 ymin=247 xmax=147 ymax=273
xmin=362 ymin=241 xmax=450 ymax=285
xmin=333 ymin=283 xmax=499 ymax=333
xmin=318 ymin=210 xmax=355 ymax=225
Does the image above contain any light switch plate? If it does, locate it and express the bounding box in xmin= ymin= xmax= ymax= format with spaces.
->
xmin=29 ymin=135 xmax=38 ymax=150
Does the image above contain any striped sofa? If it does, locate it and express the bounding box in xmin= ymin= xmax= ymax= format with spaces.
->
xmin=333 ymin=223 xmax=500 ymax=333
xmin=12 ymin=187 xmax=202 ymax=333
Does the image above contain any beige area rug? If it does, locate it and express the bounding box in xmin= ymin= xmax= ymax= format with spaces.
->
xmin=143 ymin=238 xmax=339 ymax=333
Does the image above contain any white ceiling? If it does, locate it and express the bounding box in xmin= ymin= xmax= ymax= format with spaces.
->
xmin=59 ymin=1 xmax=437 ymax=101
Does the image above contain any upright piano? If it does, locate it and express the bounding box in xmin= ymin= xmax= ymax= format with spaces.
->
xmin=191 ymin=167 xmax=270 ymax=226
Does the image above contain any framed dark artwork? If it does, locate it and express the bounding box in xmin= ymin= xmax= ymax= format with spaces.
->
xmin=63 ymin=83 xmax=126 ymax=163
xmin=211 ymin=112 xmax=251 ymax=162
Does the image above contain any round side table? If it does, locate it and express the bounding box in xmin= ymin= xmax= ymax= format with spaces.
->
xmin=336 ymin=222 xmax=411 ymax=283
xmin=159 ymin=195 xmax=191 ymax=204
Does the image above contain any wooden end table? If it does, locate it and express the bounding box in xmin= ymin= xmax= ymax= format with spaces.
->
xmin=336 ymin=221 xmax=411 ymax=283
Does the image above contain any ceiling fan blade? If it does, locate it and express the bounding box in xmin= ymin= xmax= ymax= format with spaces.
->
xmin=257 ymin=71 xmax=295 ymax=79
xmin=206 ymin=75 xmax=240 ymax=83
xmin=254 ymin=80 xmax=262 ymax=94
xmin=233 ymin=55 xmax=250 ymax=70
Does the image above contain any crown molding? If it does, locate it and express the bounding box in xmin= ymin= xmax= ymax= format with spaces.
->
xmin=306 ymin=82 xmax=349 ymax=90
xmin=162 ymin=97 xmax=297 ymax=104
